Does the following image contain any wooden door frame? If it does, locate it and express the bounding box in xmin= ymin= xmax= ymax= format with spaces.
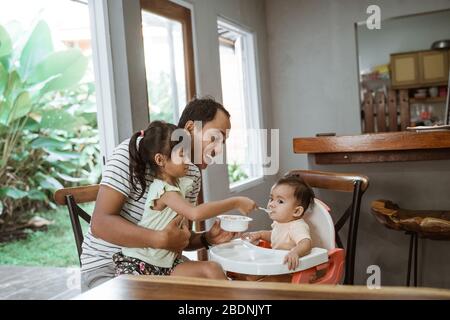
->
xmin=140 ymin=0 xmax=196 ymax=100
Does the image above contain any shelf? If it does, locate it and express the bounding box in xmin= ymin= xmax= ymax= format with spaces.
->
xmin=409 ymin=97 xmax=447 ymax=104
xmin=293 ymin=131 xmax=450 ymax=164
xmin=391 ymin=82 xmax=448 ymax=90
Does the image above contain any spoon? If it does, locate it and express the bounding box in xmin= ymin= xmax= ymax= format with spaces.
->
xmin=258 ymin=207 xmax=272 ymax=214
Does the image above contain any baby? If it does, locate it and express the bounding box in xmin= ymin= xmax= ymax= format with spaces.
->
xmin=244 ymin=174 xmax=314 ymax=271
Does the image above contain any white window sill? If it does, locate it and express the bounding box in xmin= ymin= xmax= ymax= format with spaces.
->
xmin=229 ymin=176 xmax=264 ymax=194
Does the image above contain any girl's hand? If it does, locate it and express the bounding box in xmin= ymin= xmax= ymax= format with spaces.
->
xmin=233 ymin=196 xmax=257 ymax=215
xmin=284 ymin=250 xmax=300 ymax=270
xmin=241 ymin=231 xmax=261 ymax=245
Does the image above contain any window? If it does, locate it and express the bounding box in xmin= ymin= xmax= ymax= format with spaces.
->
xmin=140 ymin=0 xmax=196 ymax=123
xmin=218 ymin=18 xmax=264 ymax=190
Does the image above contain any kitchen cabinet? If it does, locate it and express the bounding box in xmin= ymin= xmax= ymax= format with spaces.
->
xmin=390 ymin=52 xmax=419 ymax=87
xmin=391 ymin=49 xmax=449 ymax=88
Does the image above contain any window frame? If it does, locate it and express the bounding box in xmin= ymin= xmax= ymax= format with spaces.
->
xmin=217 ymin=16 xmax=265 ymax=193
xmin=140 ymin=0 xmax=197 ymax=112
xmin=88 ymin=0 xmax=120 ymax=163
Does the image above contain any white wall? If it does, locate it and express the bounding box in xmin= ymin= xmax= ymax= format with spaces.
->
xmin=358 ymin=9 xmax=450 ymax=73
xmin=265 ymin=0 xmax=450 ymax=288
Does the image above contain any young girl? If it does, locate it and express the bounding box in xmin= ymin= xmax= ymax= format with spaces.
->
xmin=244 ymin=174 xmax=314 ymax=272
xmin=113 ymin=121 xmax=256 ymax=279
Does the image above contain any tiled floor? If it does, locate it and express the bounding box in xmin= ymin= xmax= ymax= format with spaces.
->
xmin=0 ymin=266 xmax=81 ymax=300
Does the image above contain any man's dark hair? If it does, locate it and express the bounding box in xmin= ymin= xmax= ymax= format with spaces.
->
xmin=178 ymin=97 xmax=230 ymax=128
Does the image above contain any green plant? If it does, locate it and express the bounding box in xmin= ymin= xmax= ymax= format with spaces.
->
xmin=147 ymin=71 xmax=176 ymax=123
xmin=228 ymin=162 xmax=249 ymax=184
xmin=0 ymin=21 xmax=100 ymax=224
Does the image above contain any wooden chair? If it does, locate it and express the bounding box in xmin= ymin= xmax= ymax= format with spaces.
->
xmin=54 ymin=185 xmax=99 ymax=265
xmin=54 ymin=183 xmax=207 ymax=265
xmin=286 ymin=170 xmax=369 ymax=285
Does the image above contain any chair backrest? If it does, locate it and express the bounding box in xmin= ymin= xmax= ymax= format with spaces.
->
xmin=288 ymin=170 xmax=369 ymax=193
xmin=304 ymin=199 xmax=335 ymax=251
xmin=362 ymin=89 xmax=409 ymax=133
xmin=54 ymin=185 xmax=99 ymax=265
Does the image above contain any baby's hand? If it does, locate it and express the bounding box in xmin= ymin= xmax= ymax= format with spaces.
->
xmin=233 ymin=196 xmax=257 ymax=215
xmin=284 ymin=250 xmax=300 ymax=270
xmin=241 ymin=231 xmax=261 ymax=245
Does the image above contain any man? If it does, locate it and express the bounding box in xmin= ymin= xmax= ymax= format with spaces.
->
xmin=81 ymin=98 xmax=236 ymax=290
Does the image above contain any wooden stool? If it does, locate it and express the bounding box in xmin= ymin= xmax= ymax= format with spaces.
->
xmin=371 ymin=200 xmax=450 ymax=287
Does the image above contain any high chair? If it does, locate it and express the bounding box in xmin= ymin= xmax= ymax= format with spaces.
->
xmin=209 ymin=198 xmax=344 ymax=284
xmin=209 ymin=170 xmax=369 ymax=285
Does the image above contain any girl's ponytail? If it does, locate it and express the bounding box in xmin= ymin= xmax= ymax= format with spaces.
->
xmin=129 ymin=131 xmax=147 ymax=200
xmin=128 ymin=121 xmax=179 ymax=200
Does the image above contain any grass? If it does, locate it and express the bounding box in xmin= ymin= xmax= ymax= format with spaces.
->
xmin=0 ymin=204 xmax=92 ymax=267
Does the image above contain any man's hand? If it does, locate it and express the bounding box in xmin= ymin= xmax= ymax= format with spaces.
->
xmin=160 ymin=215 xmax=191 ymax=252
xmin=205 ymin=219 xmax=238 ymax=245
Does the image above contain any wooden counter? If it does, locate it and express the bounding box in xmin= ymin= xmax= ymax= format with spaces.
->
xmin=293 ymin=131 xmax=450 ymax=164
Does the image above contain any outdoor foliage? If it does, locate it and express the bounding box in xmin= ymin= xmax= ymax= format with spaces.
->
xmin=228 ymin=162 xmax=249 ymax=184
xmin=148 ymin=72 xmax=176 ymax=123
xmin=0 ymin=21 xmax=101 ymax=225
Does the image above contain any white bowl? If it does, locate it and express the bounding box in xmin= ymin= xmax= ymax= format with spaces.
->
xmin=218 ymin=215 xmax=252 ymax=232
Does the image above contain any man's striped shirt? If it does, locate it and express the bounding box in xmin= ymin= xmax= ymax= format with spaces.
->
xmin=80 ymin=138 xmax=201 ymax=272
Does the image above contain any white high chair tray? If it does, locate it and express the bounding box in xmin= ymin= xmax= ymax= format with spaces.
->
xmin=209 ymin=239 xmax=328 ymax=276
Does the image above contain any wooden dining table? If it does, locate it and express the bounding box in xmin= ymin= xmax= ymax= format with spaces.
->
xmin=74 ymin=275 xmax=450 ymax=300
